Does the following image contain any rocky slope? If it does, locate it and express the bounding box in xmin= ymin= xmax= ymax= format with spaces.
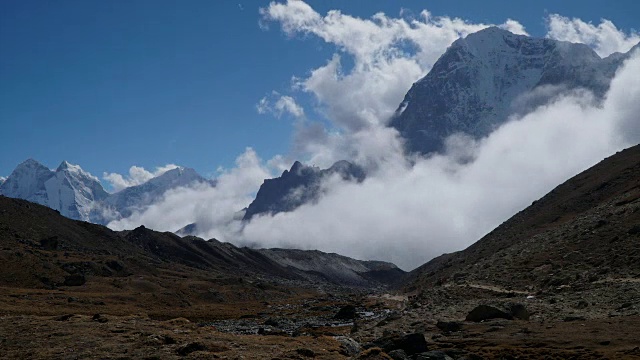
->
xmin=258 ymin=248 xmax=405 ymax=287
xmin=404 ymin=144 xmax=640 ymax=312
xmin=243 ymin=160 xmax=365 ymax=221
xmin=390 ymin=27 xmax=638 ymax=154
xmin=0 ymin=195 xmax=402 ymax=291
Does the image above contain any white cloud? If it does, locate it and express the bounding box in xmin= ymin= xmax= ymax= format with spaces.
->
xmin=546 ymin=14 xmax=640 ymax=57
xmin=257 ymin=93 xmax=305 ymax=118
xmin=107 ymin=148 xmax=274 ymax=239
xmin=259 ymin=1 xmax=532 ymax=170
xmin=240 ymin=52 xmax=640 ymax=270
xmin=103 ymin=164 xmax=180 ymax=192
xmin=107 ymin=3 xmax=639 ymax=272
xmin=261 ymin=1 xmax=526 ymax=135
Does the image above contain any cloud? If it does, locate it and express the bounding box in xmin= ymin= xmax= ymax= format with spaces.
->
xmin=103 ymin=164 xmax=180 ymax=192
xmin=257 ymin=93 xmax=305 ymax=118
xmin=546 ymin=14 xmax=640 ymax=57
xmin=240 ymin=52 xmax=640 ymax=270
xmin=107 ymin=3 xmax=639 ymax=271
xmin=259 ymin=1 xmax=531 ymax=170
xmin=107 ymin=148 xmax=274 ymax=239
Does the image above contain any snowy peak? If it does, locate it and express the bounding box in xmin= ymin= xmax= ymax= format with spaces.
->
xmin=96 ymin=165 xmax=213 ymax=224
xmin=0 ymin=158 xmax=54 ymax=203
xmin=391 ymin=27 xmax=630 ymax=155
xmin=1 ymin=159 xmax=214 ymax=225
xmin=0 ymin=159 xmax=107 ymax=221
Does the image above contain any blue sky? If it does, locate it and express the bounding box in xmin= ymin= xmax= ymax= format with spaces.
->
xmin=1 ymin=0 xmax=639 ymax=185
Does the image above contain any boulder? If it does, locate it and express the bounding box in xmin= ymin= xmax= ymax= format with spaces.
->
xmin=63 ymin=274 xmax=86 ymax=286
xmin=388 ymin=349 xmax=409 ymax=360
xmin=335 ymin=336 xmax=361 ymax=356
xmin=415 ymin=351 xmax=454 ymax=360
xmin=370 ymin=333 xmax=428 ymax=355
xmin=465 ymin=305 xmax=512 ymax=322
xmin=335 ymin=304 xmax=357 ymax=320
xmin=508 ymin=303 xmax=530 ymax=320
xmin=176 ymin=342 xmax=207 ymax=356
xmin=436 ymin=321 xmax=463 ymax=332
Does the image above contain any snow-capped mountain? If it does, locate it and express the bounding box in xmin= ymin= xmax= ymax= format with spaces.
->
xmin=390 ymin=27 xmax=637 ymax=155
xmin=0 ymin=159 xmax=108 ymax=221
xmin=243 ymin=160 xmax=365 ymax=221
xmin=0 ymin=159 xmax=213 ymax=224
xmin=93 ymin=167 xmax=214 ymax=224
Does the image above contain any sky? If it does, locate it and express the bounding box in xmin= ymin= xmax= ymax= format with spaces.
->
xmin=2 ymin=1 xmax=640 ymax=269
xmin=1 ymin=0 xmax=639 ymax=180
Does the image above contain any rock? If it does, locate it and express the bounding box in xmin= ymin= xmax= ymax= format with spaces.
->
xmin=371 ymin=333 xmax=428 ymax=355
xmin=415 ymin=351 xmax=454 ymax=360
xmin=40 ymin=236 xmax=59 ymax=250
xmin=296 ymin=348 xmax=316 ymax=357
xmin=335 ymin=336 xmax=361 ymax=356
xmin=264 ymin=318 xmax=280 ymax=327
xmin=508 ymin=303 xmax=530 ymax=320
xmin=176 ymin=342 xmax=207 ymax=356
xmin=436 ymin=321 xmax=463 ymax=332
xmin=465 ymin=305 xmax=513 ymax=322
xmin=105 ymin=260 xmax=124 ymax=271
xmin=576 ymin=300 xmax=589 ymax=309
xmin=357 ymin=347 xmax=393 ymax=360
xmin=54 ymin=314 xmax=74 ymax=321
xmin=563 ymin=315 xmax=586 ymax=322
xmin=335 ymin=304 xmax=357 ymax=320
xmin=92 ymin=314 xmax=108 ymax=323
xmin=63 ymin=274 xmax=86 ymax=286
xmin=388 ymin=349 xmax=409 ymax=360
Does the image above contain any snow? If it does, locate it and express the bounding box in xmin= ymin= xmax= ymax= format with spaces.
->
xmin=0 ymin=158 xmax=211 ymax=224
xmin=392 ymin=26 xmax=625 ymax=154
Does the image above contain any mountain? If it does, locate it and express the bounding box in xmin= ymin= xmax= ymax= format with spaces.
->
xmin=243 ymin=160 xmax=365 ymax=221
xmin=0 ymin=159 xmax=214 ymax=225
xmin=0 ymin=159 xmax=109 ymax=221
xmin=0 ymin=194 xmax=403 ymax=291
xmin=406 ymin=144 xmax=640 ymax=295
xmin=257 ymin=248 xmax=405 ymax=287
xmin=93 ymin=166 xmax=214 ymax=224
xmin=390 ymin=27 xmax=637 ymax=154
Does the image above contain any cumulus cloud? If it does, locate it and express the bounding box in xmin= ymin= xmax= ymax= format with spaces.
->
xmin=546 ymin=14 xmax=640 ymax=57
xmin=261 ymin=0 xmax=526 ymax=135
xmin=259 ymin=0 xmax=531 ymax=170
xmin=103 ymin=164 xmax=180 ymax=192
xmin=257 ymin=92 xmax=305 ymax=118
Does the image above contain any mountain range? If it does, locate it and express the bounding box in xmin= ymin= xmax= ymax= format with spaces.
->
xmin=0 ymin=159 xmax=214 ymax=225
xmin=2 ymin=27 xmax=638 ymax=244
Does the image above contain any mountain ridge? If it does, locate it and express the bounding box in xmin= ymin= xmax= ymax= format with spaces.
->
xmin=390 ymin=26 xmax=637 ymax=155
xmin=0 ymin=159 xmax=214 ymax=225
